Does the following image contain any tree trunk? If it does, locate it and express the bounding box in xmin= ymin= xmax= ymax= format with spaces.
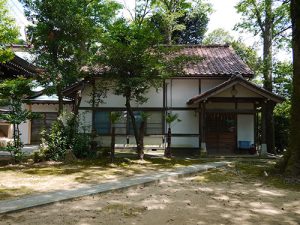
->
xmin=110 ymin=126 xmax=115 ymax=162
xmin=74 ymin=90 xmax=82 ymax=116
xmin=263 ymin=0 xmax=275 ymax=154
xmin=125 ymin=96 xmax=143 ymax=159
xmin=138 ymin=120 xmax=145 ymax=159
xmin=57 ymin=85 xmax=64 ymax=115
xmin=285 ymin=0 xmax=300 ymax=175
xmin=164 ymin=127 xmax=172 ymax=158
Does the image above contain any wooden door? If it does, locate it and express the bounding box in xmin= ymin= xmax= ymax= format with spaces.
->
xmin=205 ymin=112 xmax=236 ymax=155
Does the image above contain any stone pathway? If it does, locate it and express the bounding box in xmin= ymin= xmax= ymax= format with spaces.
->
xmin=0 ymin=161 xmax=229 ymax=214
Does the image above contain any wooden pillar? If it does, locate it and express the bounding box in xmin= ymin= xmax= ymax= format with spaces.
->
xmin=200 ymin=101 xmax=207 ymax=155
xmin=261 ymin=101 xmax=267 ymax=156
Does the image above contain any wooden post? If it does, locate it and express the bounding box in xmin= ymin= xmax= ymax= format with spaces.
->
xmin=261 ymin=101 xmax=267 ymax=156
xmin=200 ymin=102 xmax=207 ymax=156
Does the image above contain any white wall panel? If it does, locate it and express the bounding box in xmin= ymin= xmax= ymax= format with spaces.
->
xmin=237 ymin=114 xmax=254 ymax=145
xmin=201 ymin=79 xmax=225 ymax=93
xmin=171 ymin=110 xmax=198 ymax=134
xmin=171 ymin=137 xmax=199 ymax=148
xmin=168 ymin=79 xmax=199 ymax=107
xmin=78 ymin=110 xmax=93 ymax=133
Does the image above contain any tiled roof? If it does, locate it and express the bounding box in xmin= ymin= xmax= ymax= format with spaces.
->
xmin=175 ymin=44 xmax=254 ymax=77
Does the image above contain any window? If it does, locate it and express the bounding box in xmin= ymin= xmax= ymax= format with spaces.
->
xmin=146 ymin=111 xmax=163 ymax=135
xmin=94 ymin=111 xmax=110 ymax=134
xmin=94 ymin=111 xmax=163 ymax=135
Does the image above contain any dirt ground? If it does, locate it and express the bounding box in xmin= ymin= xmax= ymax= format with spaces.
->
xmin=1 ymin=167 xmax=299 ymax=225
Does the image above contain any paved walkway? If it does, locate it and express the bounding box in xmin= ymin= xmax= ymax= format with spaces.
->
xmin=0 ymin=161 xmax=229 ymax=214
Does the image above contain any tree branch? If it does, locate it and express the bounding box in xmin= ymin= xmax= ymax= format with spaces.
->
xmin=250 ymin=0 xmax=265 ymax=33
xmin=273 ymin=25 xmax=292 ymax=37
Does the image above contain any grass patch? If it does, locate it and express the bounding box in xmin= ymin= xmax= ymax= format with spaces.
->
xmin=0 ymin=187 xmax=34 ymax=200
xmin=192 ymin=159 xmax=300 ymax=191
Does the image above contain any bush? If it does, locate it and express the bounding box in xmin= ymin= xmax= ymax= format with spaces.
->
xmin=32 ymin=151 xmax=44 ymax=163
xmin=40 ymin=112 xmax=91 ymax=161
xmin=72 ymin=133 xmax=90 ymax=158
xmin=40 ymin=119 xmax=67 ymax=161
xmin=274 ymin=101 xmax=290 ymax=153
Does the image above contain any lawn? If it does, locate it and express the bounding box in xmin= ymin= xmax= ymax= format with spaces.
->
xmin=0 ymin=152 xmax=215 ymax=201
xmin=0 ymin=153 xmax=298 ymax=202
xmin=1 ymin=157 xmax=299 ymax=225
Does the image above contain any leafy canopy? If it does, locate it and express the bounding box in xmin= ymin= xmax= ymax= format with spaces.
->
xmin=20 ymin=0 xmax=121 ymax=91
xmin=95 ymin=18 xmax=191 ymax=103
xmin=151 ymin=0 xmax=212 ymax=44
xmin=235 ymin=0 xmax=291 ymax=47
xmin=0 ymin=0 xmax=19 ymax=62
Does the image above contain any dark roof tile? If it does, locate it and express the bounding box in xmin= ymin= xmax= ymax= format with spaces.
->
xmin=175 ymin=45 xmax=254 ymax=77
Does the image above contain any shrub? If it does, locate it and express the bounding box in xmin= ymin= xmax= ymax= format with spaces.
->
xmin=40 ymin=119 xmax=67 ymax=161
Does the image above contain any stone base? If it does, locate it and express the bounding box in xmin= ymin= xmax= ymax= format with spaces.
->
xmin=200 ymin=142 xmax=207 ymax=157
xmin=260 ymin=144 xmax=267 ymax=156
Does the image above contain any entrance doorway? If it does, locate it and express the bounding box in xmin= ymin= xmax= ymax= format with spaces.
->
xmin=205 ymin=112 xmax=236 ymax=154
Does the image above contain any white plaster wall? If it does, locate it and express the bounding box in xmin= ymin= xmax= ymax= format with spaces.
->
xmin=168 ymin=79 xmax=199 ymax=108
xmin=138 ymin=87 xmax=163 ymax=108
xmin=81 ymin=82 xmax=164 ymax=109
xmin=78 ymin=110 xmax=93 ymax=133
xmin=20 ymin=121 xmax=29 ymax=144
xmin=237 ymin=114 xmax=254 ymax=145
xmin=171 ymin=137 xmax=199 ymax=148
xmin=201 ymin=79 xmax=226 ymax=93
xmin=80 ymin=86 xmax=93 ymax=107
xmin=171 ymin=110 xmax=198 ymax=134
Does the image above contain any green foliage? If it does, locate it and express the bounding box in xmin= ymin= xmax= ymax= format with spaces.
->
xmin=0 ymin=0 xmax=19 ymax=62
xmin=110 ymin=112 xmax=122 ymax=125
xmin=151 ymin=0 xmax=212 ymax=44
xmin=40 ymin=120 xmax=67 ymax=161
xmin=235 ymin=0 xmax=291 ymax=47
xmin=273 ymin=61 xmax=293 ymax=98
xmin=203 ymin=28 xmax=233 ymax=45
xmin=272 ymin=61 xmax=292 ymax=153
xmin=0 ymin=78 xmax=36 ymax=162
xmin=20 ymin=0 xmax=120 ymax=112
xmin=40 ymin=113 xmax=91 ymax=161
xmin=274 ymin=101 xmax=291 ymax=152
xmin=166 ymin=113 xmax=181 ymax=126
xmin=151 ymin=0 xmax=190 ymax=44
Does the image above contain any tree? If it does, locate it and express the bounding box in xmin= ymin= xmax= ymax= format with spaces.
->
xmin=152 ymin=0 xmax=212 ymax=44
xmin=235 ymin=0 xmax=291 ymax=153
xmin=0 ymin=0 xmax=19 ymax=62
xmin=273 ymin=61 xmax=292 ymax=153
xmin=151 ymin=0 xmax=191 ymax=44
xmin=283 ymin=0 xmax=300 ymax=175
xmin=20 ymin=0 xmax=120 ymax=114
xmin=165 ymin=113 xmax=181 ymax=157
xmin=203 ymin=28 xmax=233 ymax=45
xmin=0 ymin=78 xmax=35 ymax=162
xmin=94 ymin=14 xmax=194 ymax=159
